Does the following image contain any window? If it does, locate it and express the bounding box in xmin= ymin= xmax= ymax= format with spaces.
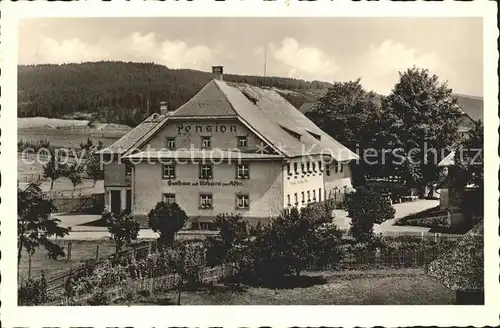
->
xmin=287 ymin=194 xmax=291 ymax=206
xmin=312 ymin=162 xmax=316 ymax=172
xmin=334 ymin=161 xmax=339 ymax=173
xmin=165 ymin=137 xmax=176 ymax=150
xmin=125 ymin=163 xmax=132 ymax=176
xmin=294 ymin=163 xmax=298 ymax=174
xmin=199 ymin=164 xmax=213 ymax=179
xmin=162 ymin=164 xmax=175 ymax=179
xmin=200 ymin=194 xmax=213 ymax=209
xmin=164 ymin=193 xmax=176 ymax=205
xmin=307 ymin=191 xmax=311 ymax=202
xmin=319 ymin=188 xmax=322 ymax=201
xmin=294 ymin=193 xmax=298 ymax=205
xmin=307 ymin=162 xmax=311 ymax=173
xmin=236 ymin=164 xmax=250 ymax=179
xmin=286 ymin=163 xmax=291 ymax=175
xmin=236 ymin=194 xmax=250 ymax=209
xmin=339 ymin=162 xmax=344 ymax=173
xmin=238 ymin=136 xmax=248 ymax=148
xmin=301 ymin=163 xmax=306 ymax=174
xmin=326 ymin=164 xmax=331 ymax=176
xmin=313 ymin=190 xmax=316 ymax=201
xmin=201 ymin=136 xmax=211 ymax=149
xmin=318 ymin=161 xmax=322 ymax=172
xmin=301 ymin=191 xmax=305 ymax=203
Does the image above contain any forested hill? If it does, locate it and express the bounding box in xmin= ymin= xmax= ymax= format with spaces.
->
xmin=18 ymin=61 xmax=330 ymax=126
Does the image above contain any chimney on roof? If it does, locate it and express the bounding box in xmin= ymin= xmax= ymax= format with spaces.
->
xmin=160 ymin=101 xmax=172 ymax=115
xmin=212 ymin=65 xmax=223 ymax=81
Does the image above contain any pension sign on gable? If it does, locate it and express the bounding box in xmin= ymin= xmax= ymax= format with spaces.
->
xmin=176 ymin=123 xmax=237 ymax=134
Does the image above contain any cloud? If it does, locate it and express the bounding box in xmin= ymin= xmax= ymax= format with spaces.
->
xmin=21 ymin=32 xmax=218 ymax=70
xmin=25 ymin=36 xmax=110 ymax=64
xmin=348 ymin=39 xmax=454 ymax=94
xmin=123 ymin=32 xmax=215 ymax=69
xmin=272 ymin=38 xmax=340 ymax=81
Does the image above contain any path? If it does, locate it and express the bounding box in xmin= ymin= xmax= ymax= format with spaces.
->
xmin=333 ymin=199 xmax=439 ymax=235
xmin=52 ymin=199 xmax=440 ymax=240
xmin=375 ymin=199 xmax=439 ymax=234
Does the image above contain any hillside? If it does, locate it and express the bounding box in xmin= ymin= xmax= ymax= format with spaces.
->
xmin=18 ymin=61 xmax=330 ymax=127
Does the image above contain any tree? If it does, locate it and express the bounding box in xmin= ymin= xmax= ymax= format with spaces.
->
xmin=18 ymin=61 xmax=330 ymax=126
xmin=86 ymin=151 xmax=103 ymax=187
xmin=384 ymin=67 xmax=462 ymax=196
xmin=306 ymin=79 xmax=382 ymax=152
xmin=345 ymin=187 xmax=395 ymax=242
xmin=80 ymin=137 xmax=94 ymax=151
xmin=42 ymin=149 xmax=66 ymax=191
xmin=103 ymin=209 xmax=140 ymax=254
xmin=164 ymin=241 xmax=204 ymax=305
xmin=147 ymin=202 xmax=188 ymax=246
xmin=64 ymin=163 xmax=83 ymax=192
xmin=18 ymin=183 xmax=70 ymax=274
xmin=306 ymin=79 xmax=402 ymax=182
xmin=255 ymin=203 xmax=336 ymax=278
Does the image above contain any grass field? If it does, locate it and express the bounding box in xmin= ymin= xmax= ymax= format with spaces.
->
xmin=18 ymin=117 xmax=129 ymax=149
xmin=18 ymin=128 xmax=127 ymax=149
xmin=114 ymin=269 xmax=455 ymax=305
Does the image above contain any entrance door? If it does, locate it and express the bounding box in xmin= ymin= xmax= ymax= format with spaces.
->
xmin=125 ymin=189 xmax=132 ymax=213
xmin=110 ymin=190 xmax=121 ymax=214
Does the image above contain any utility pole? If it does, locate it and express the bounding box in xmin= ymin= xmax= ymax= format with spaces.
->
xmin=264 ymin=35 xmax=267 ymax=77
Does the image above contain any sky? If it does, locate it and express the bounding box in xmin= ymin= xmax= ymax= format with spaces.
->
xmin=18 ymin=18 xmax=483 ymax=96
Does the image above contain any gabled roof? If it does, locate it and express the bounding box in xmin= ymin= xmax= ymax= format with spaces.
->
xmin=454 ymin=93 xmax=483 ymax=123
xmin=172 ymin=81 xmax=237 ymax=117
xmin=227 ymin=82 xmax=357 ymax=160
xmin=100 ymin=113 xmax=166 ymax=155
xmin=438 ymin=151 xmax=455 ymax=167
xmin=103 ymin=79 xmax=358 ymax=161
xmin=298 ymin=102 xmax=319 ymax=114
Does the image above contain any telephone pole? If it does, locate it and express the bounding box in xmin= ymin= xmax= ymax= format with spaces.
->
xmin=264 ymin=35 xmax=267 ymax=77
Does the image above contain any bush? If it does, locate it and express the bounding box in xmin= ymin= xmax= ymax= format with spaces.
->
xmin=426 ymin=233 xmax=483 ymax=291
xmin=346 ymin=187 xmax=395 ymax=242
xmin=87 ymin=289 xmax=111 ymax=305
xmin=18 ymin=275 xmax=48 ymax=305
xmin=204 ymin=213 xmax=252 ymax=267
xmin=310 ymin=222 xmax=344 ymax=268
xmin=148 ymin=202 xmax=188 ymax=246
xmin=103 ymin=210 xmax=141 ymax=253
xmin=245 ymin=203 xmax=341 ymax=281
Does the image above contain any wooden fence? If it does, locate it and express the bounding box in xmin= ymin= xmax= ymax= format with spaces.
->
xmin=307 ymin=249 xmax=444 ymax=271
xmin=44 ymin=241 xmax=156 ymax=292
xmin=48 ymin=264 xmax=235 ymax=306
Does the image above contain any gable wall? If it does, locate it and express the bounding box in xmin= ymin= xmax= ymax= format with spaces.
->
xmin=142 ymin=119 xmax=269 ymax=152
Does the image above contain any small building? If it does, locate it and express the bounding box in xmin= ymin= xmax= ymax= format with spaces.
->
xmin=99 ymin=66 xmax=358 ymax=226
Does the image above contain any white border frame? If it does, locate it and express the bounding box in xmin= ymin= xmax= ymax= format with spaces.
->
xmin=1 ymin=1 xmax=498 ymax=327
